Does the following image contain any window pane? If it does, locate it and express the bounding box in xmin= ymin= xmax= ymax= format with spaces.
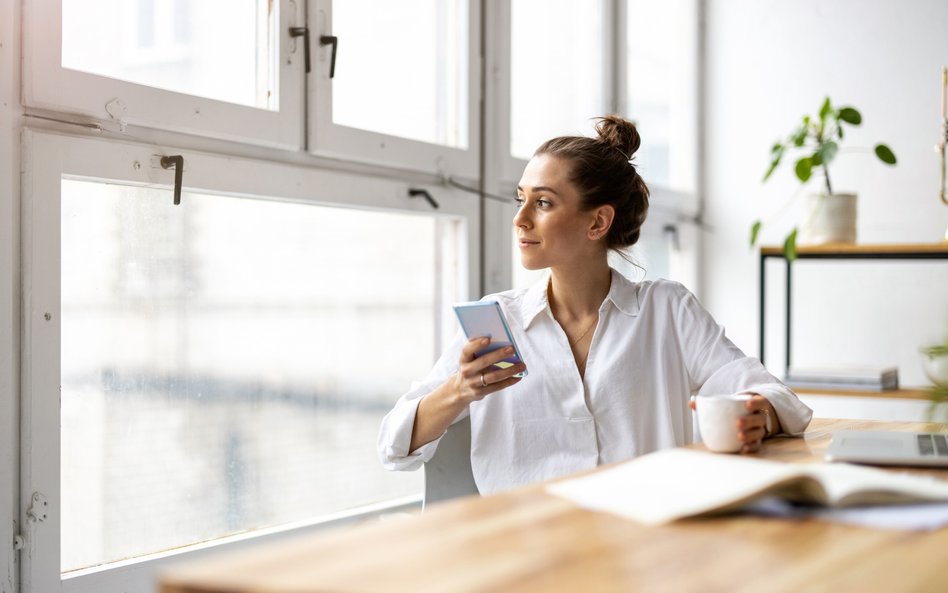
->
xmin=62 ymin=0 xmax=277 ymax=109
xmin=626 ymin=0 xmax=696 ymax=191
xmin=332 ymin=0 xmax=469 ymax=148
xmin=510 ymin=0 xmax=606 ymax=159
xmin=60 ymin=180 xmax=463 ymax=571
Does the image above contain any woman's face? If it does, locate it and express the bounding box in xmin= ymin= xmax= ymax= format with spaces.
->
xmin=513 ymin=154 xmax=603 ymax=271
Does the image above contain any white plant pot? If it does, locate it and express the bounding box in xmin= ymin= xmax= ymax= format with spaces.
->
xmin=922 ymin=351 xmax=948 ymax=387
xmin=799 ymin=192 xmax=857 ymax=245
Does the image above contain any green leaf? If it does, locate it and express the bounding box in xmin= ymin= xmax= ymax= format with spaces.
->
xmin=811 ymin=151 xmax=822 ymax=166
xmin=874 ymin=143 xmax=897 ymax=164
xmin=818 ymin=141 xmax=839 ymax=166
xmin=791 ymin=124 xmax=808 ymax=147
xmin=763 ymin=144 xmax=784 ymax=181
xmin=750 ymin=220 xmax=762 ymax=247
xmin=838 ymin=107 xmax=862 ymax=125
xmin=818 ymin=97 xmax=832 ymax=124
xmin=837 ymin=126 xmax=844 ymax=139
xmin=763 ymin=158 xmax=781 ymax=182
xmin=783 ymin=228 xmax=798 ymax=261
xmin=794 ymin=157 xmax=813 ymax=182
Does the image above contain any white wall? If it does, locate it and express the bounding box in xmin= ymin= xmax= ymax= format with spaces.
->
xmin=0 ymin=0 xmax=20 ymax=588
xmin=703 ymin=0 xmax=948 ymax=386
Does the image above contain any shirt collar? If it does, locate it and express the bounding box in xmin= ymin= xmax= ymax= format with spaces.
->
xmin=603 ymin=267 xmax=641 ymax=317
xmin=520 ymin=268 xmax=640 ymax=329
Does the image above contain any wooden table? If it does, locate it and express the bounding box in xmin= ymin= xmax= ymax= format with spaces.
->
xmin=160 ymin=418 xmax=948 ymax=593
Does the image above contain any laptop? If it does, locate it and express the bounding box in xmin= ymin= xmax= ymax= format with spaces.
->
xmin=825 ymin=430 xmax=948 ymax=467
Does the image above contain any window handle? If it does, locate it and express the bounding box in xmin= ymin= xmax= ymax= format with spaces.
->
xmin=320 ymin=35 xmax=338 ymax=78
xmin=409 ymin=188 xmax=439 ymax=209
xmin=160 ymin=155 xmax=184 ymax=205
xmin=289 ymin=27 xmax=310 ymax=73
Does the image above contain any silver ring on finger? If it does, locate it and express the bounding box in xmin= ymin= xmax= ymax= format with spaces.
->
xmin=480 ymin=372 xmax=488 ymax=388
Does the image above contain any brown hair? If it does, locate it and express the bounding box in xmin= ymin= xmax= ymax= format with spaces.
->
xmin=534 ymin=115 xmax=649 ymax=250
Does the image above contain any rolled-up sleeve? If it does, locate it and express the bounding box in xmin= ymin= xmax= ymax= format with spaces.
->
xmin=377 ymin=330 xmax=470 ymax=471
xmin=675 ymin=286 xmax=813 ymax=436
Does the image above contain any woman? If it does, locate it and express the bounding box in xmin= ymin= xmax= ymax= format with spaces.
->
xmin=378 ymin=115 xmax=812 ymax=494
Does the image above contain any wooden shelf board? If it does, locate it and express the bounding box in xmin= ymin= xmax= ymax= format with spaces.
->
xmin=793 ymin=386 xmax=933 ymax=400
xmin=760 ymin=242 xmax=948 ymax=256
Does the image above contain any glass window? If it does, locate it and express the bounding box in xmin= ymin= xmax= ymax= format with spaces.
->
xmin=626 ymin=0 xmax=697 ymax=192
xmin=331 ymin=0 xmax=469 ymax=148
xmin=509 ymin=0 xmax=606 ymax=160
xmin=59 ymin=179 xmax=463 ymax=571
xmin=61 ymin=0 xmax=277 ymax=109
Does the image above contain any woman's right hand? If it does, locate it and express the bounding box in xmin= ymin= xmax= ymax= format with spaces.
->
xmin=451 ymin=337 xmax=527 ymax=404
xmin=410 ymin=337 xmax=526 ymax=453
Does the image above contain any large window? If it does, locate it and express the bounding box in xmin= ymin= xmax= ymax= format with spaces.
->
xmin=12 ymin=3 xmax=703 ymax=592
xmin=23 ymin=132 xmax=475 ymax=592
xmin=60 ymin=183 xmax=458 ymax=570
xmin=31 ymin=0 xmax=481 ymax=170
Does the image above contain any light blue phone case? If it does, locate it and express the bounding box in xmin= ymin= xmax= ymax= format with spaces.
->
xmin=453 ymin=301 xmax=527 ymax=377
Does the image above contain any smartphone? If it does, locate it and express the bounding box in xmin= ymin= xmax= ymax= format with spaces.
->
xmin=453 ymin=301 xmax=527 ymax=377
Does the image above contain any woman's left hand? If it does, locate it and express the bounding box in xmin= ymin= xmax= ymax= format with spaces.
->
xmin=688 ymin=395 xmax=777 ymax=454
xmin=735 ymin=396 xmax=775 ymax=454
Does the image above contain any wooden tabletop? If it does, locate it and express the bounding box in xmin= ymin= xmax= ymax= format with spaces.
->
xmin=160 ymin=418 xmax=948 ymax=593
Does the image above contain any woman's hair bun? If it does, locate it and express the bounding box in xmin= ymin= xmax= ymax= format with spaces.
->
xmin=594 ymin=115 xmax=641 ymax=159
xmin=533 ymin=114 xmax=649 ymax=251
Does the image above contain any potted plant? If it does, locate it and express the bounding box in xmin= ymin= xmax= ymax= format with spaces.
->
xmin=921 ymin=341 xmax=948 ymax=422
xmin=751 ymin=97 xmax=897 ymax=259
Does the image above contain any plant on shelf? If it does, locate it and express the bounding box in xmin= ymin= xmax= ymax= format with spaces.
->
xmin=751 ymin=96 xmax=897 ymax=260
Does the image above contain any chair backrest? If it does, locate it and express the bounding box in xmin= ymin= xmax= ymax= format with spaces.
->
xmin=423 ymin=415 xmax=479 ymax=508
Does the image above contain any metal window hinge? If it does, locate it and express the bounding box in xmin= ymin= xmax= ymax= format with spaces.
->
xmin=13 ymin=534 xmax=25 ymax=551
xmin=26 ymin=492 xmax=48 ymax=524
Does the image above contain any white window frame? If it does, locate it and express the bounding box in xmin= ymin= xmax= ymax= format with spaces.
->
xmin=22 ymin=1 xmax=305 ymax=149
xmin=306 ymin=0 xmax=481 ymax=178
xmin=20 ymin=129 xmax=479 ymax=593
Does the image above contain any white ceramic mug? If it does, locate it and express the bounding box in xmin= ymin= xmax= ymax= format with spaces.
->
xmin=694 ymin=394 xmax=753 ymax=453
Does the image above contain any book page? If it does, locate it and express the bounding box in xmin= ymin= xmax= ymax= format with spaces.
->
xmin=546 ymin=449 xmax=810 ymax=525
xmin=803 ymin=462 xmax=948 ymax=506
xmin=546 ymin=448 xmax=948 ymax=525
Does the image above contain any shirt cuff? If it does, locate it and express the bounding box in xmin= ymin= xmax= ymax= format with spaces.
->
xmin=738 ymin=384 xmax=813 ymax=436
xmin=378 ymin=394 xmax=446 ymax=471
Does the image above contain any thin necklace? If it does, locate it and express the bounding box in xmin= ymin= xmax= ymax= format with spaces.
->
xmin=569 ymin=320 xmax=597 ymax=348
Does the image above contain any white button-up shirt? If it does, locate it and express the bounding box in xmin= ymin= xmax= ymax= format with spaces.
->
xmin=378 ymin=270 xmax=813 ymax=494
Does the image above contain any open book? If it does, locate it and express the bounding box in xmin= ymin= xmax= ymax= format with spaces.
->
xmin=546 ymin=448 xmax=948 ymax=526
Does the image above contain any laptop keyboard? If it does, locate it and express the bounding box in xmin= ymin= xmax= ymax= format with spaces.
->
xmin=918 ymin=433 xmax=948 ymax=456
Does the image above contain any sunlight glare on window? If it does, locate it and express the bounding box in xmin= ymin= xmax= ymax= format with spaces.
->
xmin=332 ymin=0 xmax=469 ymax=148
xmin=61 ymin=0 xmax=277 ymax=109
xmin=510 ymin=0 xmax=606 ymax=160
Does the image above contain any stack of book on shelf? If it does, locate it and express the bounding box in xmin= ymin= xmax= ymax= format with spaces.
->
xmin=784 ymin=365 xmax=899 ymax=391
